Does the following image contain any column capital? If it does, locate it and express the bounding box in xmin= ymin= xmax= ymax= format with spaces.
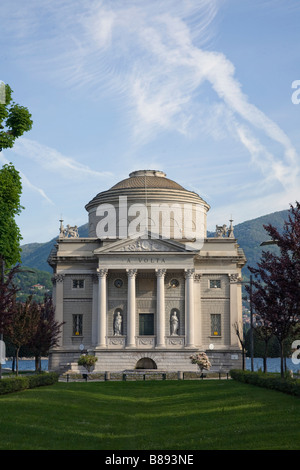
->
xmin=97 ymin=268 xmax=108 ymax=278
xmin=126 ymin=268 xmax=137 ymax=278
xmin=228 ymin=273 xmax=242 ymax=284
xmin=155 ymin=268 xmax=167 ymax=278
xmin=184 ymin=268 xmax=195 ymax=279
xmin=52 ymin=273 xmax=65 ymax=284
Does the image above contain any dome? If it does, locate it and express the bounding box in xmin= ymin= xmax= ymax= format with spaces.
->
xmin=86 ymin=170 xmax=208 ymax=210
xmin=109 ymin=170 xmax=185 ymax=191
xmin=85 ymin=170 xmax=210 ymax=240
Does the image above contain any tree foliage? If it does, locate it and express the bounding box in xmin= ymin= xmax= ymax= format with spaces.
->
xmin=27 ymin=295 xmax=64 ymax=371
xmin=247 ymin=202 xmax=300 ymax=377
xmin=0 ymin=84 xmax=33 ymax=272
xmin=7 ymin=296 xmax=40 ymax=375
xmin=0 ymin=84 xmax=33 ymax=152
xmin=0 ymin=265 xmax=20 ymax=336
xmin=0 ymin=164 xmax=24 ymax=271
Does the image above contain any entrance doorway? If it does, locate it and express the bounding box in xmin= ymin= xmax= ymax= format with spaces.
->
xmin=135 ymin=358 xmax=157 ymax=369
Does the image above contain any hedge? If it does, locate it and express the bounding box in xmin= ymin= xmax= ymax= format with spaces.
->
xmin=0 ymin=372 xmax=59 ymax=395
xmin=230 ymin=369 xmax=300 ymax=397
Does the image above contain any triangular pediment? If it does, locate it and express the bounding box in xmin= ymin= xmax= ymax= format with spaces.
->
xmin=94 ymin=233 xmax=195 ymax=254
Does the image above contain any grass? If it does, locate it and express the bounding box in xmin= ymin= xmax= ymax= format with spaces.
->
xmin=0 ymin=379 xmax=299 ymax=450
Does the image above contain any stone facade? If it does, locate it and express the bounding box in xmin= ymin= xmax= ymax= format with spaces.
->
xmin=48 ymin=170 xmax=246 ymax=373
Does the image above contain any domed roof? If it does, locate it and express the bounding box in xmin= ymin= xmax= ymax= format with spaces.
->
xmin=85 ymin=169 xmax=209 ymax=212
xmin=109 ymin=170 xmax=185 ymax=191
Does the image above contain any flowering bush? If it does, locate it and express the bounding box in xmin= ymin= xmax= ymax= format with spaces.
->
xmin=78 ymin=354 xmax=98 ymax=372
xmin=190 ymin=352 xmax=211 ymax=372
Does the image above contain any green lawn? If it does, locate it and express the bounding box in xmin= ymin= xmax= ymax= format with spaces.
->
xmin=0 ymin=379 xmax=299 ymax=450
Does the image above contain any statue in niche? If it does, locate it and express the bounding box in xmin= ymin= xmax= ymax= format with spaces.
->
xmin=113 ymin=311 xmax=122 ymax=336
xmin=170 ymin=311 xmax=179 ymax=336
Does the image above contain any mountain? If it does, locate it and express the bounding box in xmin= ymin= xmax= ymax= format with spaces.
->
xmin=20 ymin=210 xmax=288 ymax=276
xmin=20 ymin=223 xmax=89 ymax=273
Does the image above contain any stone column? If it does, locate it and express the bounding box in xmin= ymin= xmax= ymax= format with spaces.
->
xmin=126 ymin=269 xmax=137 ymax=348
xmin=229 ymin=274 xmax=242 ymax=347
xmin=156 ymin=269 xmax=166 ymax=348
xmin=185 ymin=269 xmax=195 ymax=348
xmin=91 ymin=274 xmax=99 ymax=346
xmin=97 ymin=268 xmax=108 ymax=348
xmin=52 ymin=274 xmax=64 ymax=347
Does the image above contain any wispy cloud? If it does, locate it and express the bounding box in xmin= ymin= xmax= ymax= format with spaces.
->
xmin=12 ymin=138 xmax=112 ymax=180
xmin=0 ymin=151 xmax=53 ymax=204
xmin=1 ymin=0 xmax=299 ymax=201
xmin=52 ymin=0 xmax=298 ymax=187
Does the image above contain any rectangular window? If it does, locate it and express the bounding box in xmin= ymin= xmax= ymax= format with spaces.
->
xmin=72 ymin=279 xmax=85 ymax=289
xmin=139 ymin=313 xmax=154 ymax=335
xmin=211 ymin=314 xmax=221 ymax=336
xmin=73 ymin=314 xmax=83 ymax=336
xmin=209 ymin=279 xmax=221 ymax=289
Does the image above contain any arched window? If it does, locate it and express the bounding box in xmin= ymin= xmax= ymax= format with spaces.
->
xmin=135 ymin=358 xmax=157 ymax=369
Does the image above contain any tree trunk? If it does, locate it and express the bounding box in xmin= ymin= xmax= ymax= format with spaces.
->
xmin=35 ymin=355 xmax=41 ymax=372
xmin=279 ymin=341 xmax=284 ymax=378
xmin=16 ymin=347 xmax=20 ymax=376
xmin=263 ymin=340 xmax=268 ymax=373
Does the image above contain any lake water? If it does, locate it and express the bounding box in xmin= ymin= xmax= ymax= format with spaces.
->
xmin=2 ymin=357 xmax=300 ymax=373
xmin=246 ymin=357 xmax=300 ymax=373
xmin=2 ymin=359 xmax=48 ymax=371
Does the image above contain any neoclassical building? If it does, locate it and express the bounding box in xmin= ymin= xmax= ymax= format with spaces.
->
xmin=48 ymin=170 xmax=246 ymax=373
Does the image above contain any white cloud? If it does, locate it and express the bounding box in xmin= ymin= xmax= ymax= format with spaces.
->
xmin=1 ymin=0 xmax=299 ymax=235
xmin=12 ymin=138 xmax=112 ymax=180
xmin=0 ymin=151 xmax=53 ymax=205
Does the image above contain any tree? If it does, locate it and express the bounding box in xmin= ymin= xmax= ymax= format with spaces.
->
xmin=0 ymin=266 xmax=19 ymax=334
xmin=0 ymin=265 xmax=20 ymax=378
xmin=0 ymin=164 xmax=24 ymax=274
xmin=0 ymin=83 xmax=33 ymax=273
xmin=78 ymin=355 xmax=98 ymax=373
xmin=247 ymin=202 xmax=300 ymax=377
xmin=7 ymin=296 xmax=39 ymax=375
xmin=27 ymin=295 xmax=64 ymax=372
xmin=233 ymin=321 xmax=247 ymax=370
xmin=252 ymin=323 xmax=273 ymax=373
xmin=0 ymin=83 xmax=33 ymax=152
xmin=189 ymin=352 xmax=211 ymax=374
xmin=0 ymin=84 xmax=33 ymax=375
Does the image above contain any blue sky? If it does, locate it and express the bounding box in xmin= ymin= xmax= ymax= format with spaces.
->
xmin=1 ymin=0 xmax=300 ymax=245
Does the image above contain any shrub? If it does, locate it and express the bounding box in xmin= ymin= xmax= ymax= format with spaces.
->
xmin=190 ymin=352 xmax=211 ymax=372
xmin=78 ymin=354 xmax=98 ymax=372
xmin=0 ymin=372 xmax=59 ymax=395
xmin=230 ymin=369 xmax=300 ymax=397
